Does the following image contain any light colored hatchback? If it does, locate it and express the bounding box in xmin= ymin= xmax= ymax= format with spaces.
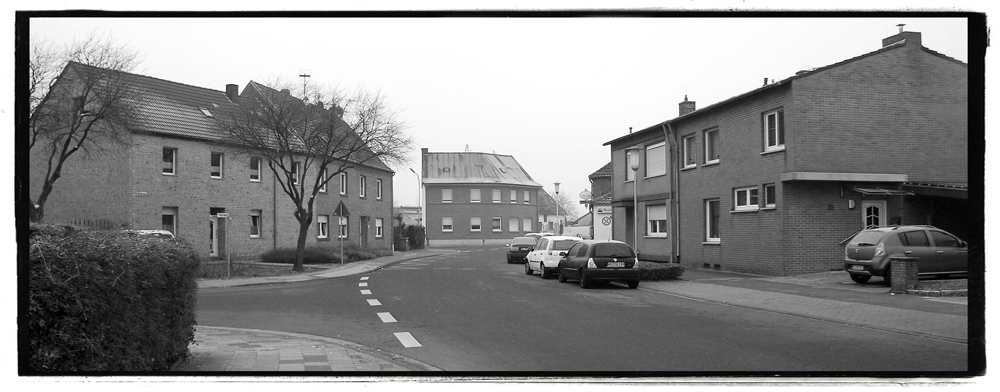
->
xmin=524 ymin=236 xmax=582 ymax=279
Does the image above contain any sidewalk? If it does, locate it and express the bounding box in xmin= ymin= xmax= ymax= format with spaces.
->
xmin=177 ymin=252 xmax=969 ymax=372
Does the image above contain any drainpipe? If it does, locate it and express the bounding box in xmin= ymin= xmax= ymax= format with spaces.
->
xmin=272 ymin=170 xmax=278 ymax=251
xmin=662 ymin=122 xmax=680 ymax=263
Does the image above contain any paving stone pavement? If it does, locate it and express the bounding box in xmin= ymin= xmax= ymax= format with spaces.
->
xmin=174 ymin=326 xmax=439 ymax=372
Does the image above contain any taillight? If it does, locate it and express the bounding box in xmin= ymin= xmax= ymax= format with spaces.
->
xmin=587 ymin=258 xmax=596 ymax=268
xmin=632 ymin=258 xmax=640 ymax=269
xmin=875 ymin=242 xmax=885 ymax=257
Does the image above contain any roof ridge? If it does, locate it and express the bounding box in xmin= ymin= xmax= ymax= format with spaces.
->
xmin=68 ymin=61 xmax=230 ymax=97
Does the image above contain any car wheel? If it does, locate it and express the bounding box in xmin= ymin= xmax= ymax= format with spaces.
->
xmin=579 ymin=269 xmax=590 ymax=289
xmin=524 ymin=261 xmax=533 ymax=275
xmin=882 ymin=263 xmax=892 ymax=286
xmin=540 ymin=264 xmax=550 ymax=279
xmin=506 ymin=257 xmax=512 ymax=264
xmin=628 ymin=281 xmax=639 ymax=289
xmin=849 ymin=274 xmax=871 ymax=284
xmin=557 ymin=266 xmax=568 ymax=283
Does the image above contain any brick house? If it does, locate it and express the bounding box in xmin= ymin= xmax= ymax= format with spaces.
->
xmin=588 ymin=162 xmax=614 ymax=241
xmin=603 ymin=29 xmax=968 ymax=275
xmin=30 ymin=62 xmax=395 ymax=260
xmin=420 ymin=148 xmax=541 ymax=246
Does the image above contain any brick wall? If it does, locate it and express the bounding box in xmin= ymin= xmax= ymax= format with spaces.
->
xmin=425 ymin=183 xmax=539 ymax=246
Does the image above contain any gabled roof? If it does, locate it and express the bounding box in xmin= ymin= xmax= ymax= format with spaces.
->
xmin=423 ymin=151 xmax=541 ymax=187
xmin=589 ymin=162 xmax=612 ymax=179
xmin=604 ymin=34 xmax=968 ymax=147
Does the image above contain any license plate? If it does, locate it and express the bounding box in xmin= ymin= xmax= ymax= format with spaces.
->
xmin=519 ymin=247 xmax=529 ymax=251
xmin=606 ymin=262 xmax=625 ymax=268
xmin=850 ymin=265 xmax=865 ymax=271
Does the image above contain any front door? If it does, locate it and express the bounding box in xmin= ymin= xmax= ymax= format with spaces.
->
xmin=209 ymin=217 xmax=219 ymax=257
xmin=861 ymin=200 xmax=887 ymax=229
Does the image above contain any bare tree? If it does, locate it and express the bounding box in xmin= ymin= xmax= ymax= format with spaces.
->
xmin=28 ymin=32 xmax=142 ymax=222
xmin=217 ymin=81 xmax=413 ymax=271
xmin=553 ymin=192 xmax=580 ymax=222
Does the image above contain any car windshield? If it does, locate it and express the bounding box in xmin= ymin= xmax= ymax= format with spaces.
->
xmin=552 ymin=240 xmax=578 ymax=250
xmin=512 ymin=238 xmax=536 ymax=245
xmin=849 ymin=231 xmax=884 ymax=246
xmin=594 ymin=243 xmax=634 ymax=258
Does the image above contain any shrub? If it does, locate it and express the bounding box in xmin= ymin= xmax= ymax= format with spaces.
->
xmin=401 ymin=225 xmax=425 ymax=249
xmin=28 ymin=224 xmax=199 ymax=372
xmin=260 ymin=243 xmax=384 ymax=265
xmin=639 ymin=261 xmax=685 ymax=281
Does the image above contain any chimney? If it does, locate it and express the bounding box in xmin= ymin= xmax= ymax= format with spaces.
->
xmin=421 ymin=148 xmax=429 ymax=155
xmin=679 ymin=95 xmax=696 ymax=116
xmin=225 ymin=84 xmax=239 ymax=102
xmin=881 ymin=24 xmax=922 ymax=48
xmin=280 ymin=88 xmax=291 ymax=95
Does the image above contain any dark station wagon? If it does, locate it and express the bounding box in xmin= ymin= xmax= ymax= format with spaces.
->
xmin=844 ymin=225 xmax=968 ymax=284
xmin=506 ymin=237 xmax=538 ymax=263
xmin=557 ymin=240 xmax=640 ymax=289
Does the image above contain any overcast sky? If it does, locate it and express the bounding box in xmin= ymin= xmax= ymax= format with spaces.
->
xmin=28 ymin=13 xmax=972 ymax=217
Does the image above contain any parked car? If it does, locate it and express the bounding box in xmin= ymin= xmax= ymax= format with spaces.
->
xmin=524 ymin=232 xmax=555 ymax=241
xmin=524 ymin=235 xmax=582 ymax=278
xmin=843 ymin=225 xmax=968 ymax=284
xmin=506 ymin=237 xmax=538 ymax=263
xmin=557 ymin=240 xmax=640 ymax=289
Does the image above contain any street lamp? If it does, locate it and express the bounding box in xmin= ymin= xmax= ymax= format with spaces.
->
xmin=554 ymin=182 xmax=561 ymax=235
xmin=409 ymin=168 xmax=422 ymax=227
xmin=626 ymin=147 xmax=641 ymax=255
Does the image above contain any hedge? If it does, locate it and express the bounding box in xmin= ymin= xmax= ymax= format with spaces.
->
xmin=260 ymin=243 xmax=392 ymax=265
xmin=639 ymin=261 xmax=686 ymax=281
xmin=28 ymin=224 xmax=199 ymax=372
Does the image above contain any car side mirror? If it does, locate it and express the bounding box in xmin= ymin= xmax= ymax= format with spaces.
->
xmin=559 ymin=252 xmax=567 ymax=256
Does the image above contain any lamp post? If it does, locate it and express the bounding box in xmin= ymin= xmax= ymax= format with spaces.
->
xmin=409 ymin=168 xmax=421 ymax=227
xmin=554 ymin=182 xmax=561 ymax=235
xmin=626 ymin=147 xmax=641 ymax=255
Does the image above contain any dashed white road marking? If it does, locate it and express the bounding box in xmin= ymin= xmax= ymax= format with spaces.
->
xmin=360 ymin=289 xmax=372 ymax=295
xmin=360 ymin=276 xmax=369 ymax=280
xmin=394 ymin=332 xmax=422 ymax=348
xmin=367 ymin=299 xmax=382 ymax=306
xmin=377 ymin=312 xmax=397 ymax=323
xmin=359 ymin=282 xmax=369 ymax=287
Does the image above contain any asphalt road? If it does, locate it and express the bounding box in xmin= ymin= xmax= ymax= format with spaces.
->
xmin=195 ymin=246 xmax=968 ymax=373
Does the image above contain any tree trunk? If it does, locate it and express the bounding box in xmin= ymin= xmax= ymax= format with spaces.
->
xmin=293 ymin=219 xmax=310 ymax=272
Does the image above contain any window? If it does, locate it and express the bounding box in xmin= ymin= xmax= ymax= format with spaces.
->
xmin=900 ymin=230 xmax=930 ymax=247
xmin=470 ymin=217 xmax=482 ymax=232
xmin=492 ymin=189 xmax=501 ymax=203
xmin=250 ymin=157 xmax=261 ymax=181
xmin=375 ymin=218 xmax=384 ymax=238
xmin=376 ymin=179 xmax=383 ymax=200
xmin=339 ymin=172 xmax=348 ymax=195
xmin=442 ymin=189 xmax=453 ymax=203
xmin=705 ymin=199 xmax=720 ymax=242
xmin=199 ymin=107 xmax=214 ymax=117
xmin=764 ymin=110 xmax=785 ymax=152
xmin=764 ymin=184 xmax=777 ymax=208
xmin=210 ymin=152 xmax=224 ymax=178
xmin=524 ymin=190 xmax=530 ymax=204
xmin=471 ymin=189 xmax=481 ymax=203
xmin=291 ymin=162 xmax=301 ymax=185
xmin=510 ymin=190 xmax=517 ymax=203
xmin=509 ymin=217 xmax=519 ymax=232
xmin=442 ymin=217 xmax=454 ymax=232
xmin=162 ymin=148 xmax=177 ymax=175
xmin=250 ymin=209 xmax=262 ymax=238
xmin=359 ymin=175 xmax=367 ymax=198
xmin=319 ymin=168 xmax=328 ymax=193
xmin=522 ymin=218 xmax=532 ymax=232
xmin=162 ymin=207 xmax=178 ymax=235
xmin=492 ymin=217 xmax=502 ymax=232
xmin=317 ymin=215 xmax=329 ymax=239
xmin=734 ymin=186 xmax=760 ymax=211
xmin=625 ymin=150 xmax=636 ymax=181
xmin=704 ymin=128 xmax=719 ymax=164
xmin=682 ymin=134 xmax=696 ymax=168
xmin=645 ymin=142 xmax=667 ymax=177
xmin=338 ymin=216 xmax=348 ymax=238
xmin=647 ymin=205 xmax=668 ymax=237
xmin=929 ymin=230 xmax=962 ymax=247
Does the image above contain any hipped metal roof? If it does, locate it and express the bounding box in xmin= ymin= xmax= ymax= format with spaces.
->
xmin=423 ymin=152 xmax=542 ymax=188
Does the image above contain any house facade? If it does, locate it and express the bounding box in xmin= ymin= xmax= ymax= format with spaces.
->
xmin=603 ymin=30 xmax=969 ymax=275
xmin=421 ymin=148 xmax=542 ymax=246
xmin=588 ymin=162 xmax=614 ymax=241
xmin=30 ymin=63 xmax=395 ymax=261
